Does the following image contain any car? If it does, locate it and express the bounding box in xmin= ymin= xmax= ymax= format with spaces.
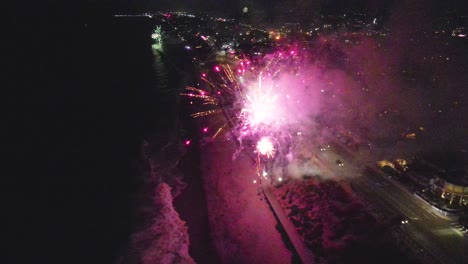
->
xmin=389 ymin=214 xmax=408 ymax=226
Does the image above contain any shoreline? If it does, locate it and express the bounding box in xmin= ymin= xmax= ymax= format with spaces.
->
xmin=160 ymin=40 xmax=221 ymax=263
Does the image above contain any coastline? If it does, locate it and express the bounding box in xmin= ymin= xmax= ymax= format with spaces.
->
xmin=159 ymin=40 xmax=221 ymax=263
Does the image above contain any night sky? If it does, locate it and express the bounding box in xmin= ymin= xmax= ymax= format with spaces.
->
xmin=10 ymin=1 xmax=468 ymax=21
xmin=124 ymin=0 xmax=468 ymax=18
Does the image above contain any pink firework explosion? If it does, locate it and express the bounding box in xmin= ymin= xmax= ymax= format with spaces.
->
xmin=241 ymin=77 xmax=279 ymax=127
xmin=238 ymin=55 xmax=319 ymax=135
xmin=182 ymin=49 xmax=320 ymax=150
xmin=256 ymin=137 xmax=275 ymax=158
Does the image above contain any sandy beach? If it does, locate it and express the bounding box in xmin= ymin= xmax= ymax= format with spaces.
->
xmin=200 ymin=130 xmax=293 ymax=264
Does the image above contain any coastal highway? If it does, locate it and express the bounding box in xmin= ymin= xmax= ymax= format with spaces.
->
xmin=307 ymin=137 xmax=467 ymax=264
xmin=352 ymin=171 xmax=465 ymax=264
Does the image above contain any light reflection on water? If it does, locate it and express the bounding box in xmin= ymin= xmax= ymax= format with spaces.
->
xmin=151 ymin=39 xmax=188 ymax=140
xmin=152 ymin=42 xmax=169 ymax=92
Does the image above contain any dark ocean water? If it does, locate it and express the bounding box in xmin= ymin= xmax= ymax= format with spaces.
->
xmin=157 ymin=45 xmax=221 ymax=263
xmin=6 ymin=14 xmax=218 ymax=264
xmin=6 ymin=16 xmax=164 ymax=264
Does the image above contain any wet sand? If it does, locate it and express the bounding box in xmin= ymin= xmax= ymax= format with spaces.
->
xmin=174 ymin=137 xmax=221 ymax=263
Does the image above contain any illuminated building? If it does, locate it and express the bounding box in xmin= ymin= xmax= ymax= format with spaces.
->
xmin=435 ymin=177 xmax=468 ymax=207
xmin=426 ymin=153 xmax=468 ymax=207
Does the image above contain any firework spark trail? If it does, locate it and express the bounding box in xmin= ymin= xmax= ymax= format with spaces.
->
xmin=181 ymin=64 xmax=243 ymax=140
xmin=211 ymin=123 xmax=227 ymax=140
xmin=190 ymin=109 xmax=223 ymax=118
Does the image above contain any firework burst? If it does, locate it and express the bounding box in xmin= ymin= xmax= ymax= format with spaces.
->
xmin=256 ymin=137 xmax=275 ymax=158
xmin=241 ymin=77 xmax=279 ymax=129
xmin=182 ymin=49 xmax=318 ymax=181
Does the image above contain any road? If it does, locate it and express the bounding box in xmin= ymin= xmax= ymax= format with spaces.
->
xmin=297 ymin=133 xmax=467 ymax=264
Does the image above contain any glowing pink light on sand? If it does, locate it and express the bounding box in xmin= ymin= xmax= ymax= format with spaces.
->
xmin=185 ymin=140 xmax=191 ymax=146
xmin=203 ymin=127 xmax=208 ymax=133
xmin=256 ymin=137 xmax=275 ymax=157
